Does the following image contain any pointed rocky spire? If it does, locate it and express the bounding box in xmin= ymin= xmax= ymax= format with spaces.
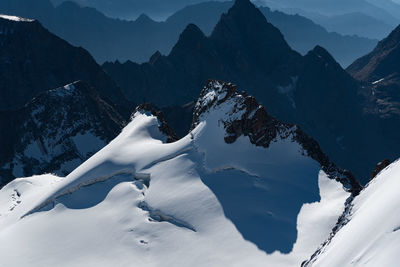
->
xmin=169 ymin=23 xmax=208 ymax=56
xmin=304 ymin=45 xmax=342 ymax=68
xmin=175 ymin=23 xmax=206 ymax=46
xmin=210 ymin=0 xmax=298 ymax=72
xmin=135 ymin=13 xmax=155 ymax=24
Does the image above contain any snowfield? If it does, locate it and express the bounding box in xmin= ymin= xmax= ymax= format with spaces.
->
xmin=0 ymin=82 xmax=351 ymax=266
xmin=305 ymin=159 xmax=400 ymax=267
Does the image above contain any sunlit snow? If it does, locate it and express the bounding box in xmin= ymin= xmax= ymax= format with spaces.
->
xmin=0 ymin=14 xmax=34 ymax=22
xmin=306 ymin=159 xmax=400 ymax=267
xmin=0 ymin=109 xmax=349 ymax=266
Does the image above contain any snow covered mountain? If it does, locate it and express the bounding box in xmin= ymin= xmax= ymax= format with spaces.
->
xmin=104 ymin=0 xmax=376 ymax=184
xmin=0 ymin=81 xmax=125 ymax=187
xmin=303 ymin=158 xmax=400 ymax=266
xmin=0 ymin=80 xmax=360 ymax=266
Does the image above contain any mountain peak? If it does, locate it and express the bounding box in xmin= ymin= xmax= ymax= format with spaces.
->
xmin=193 ymin=80 xmax=361 ymax=194
xmin=149 ymin=50 xmax=162 ymax=64
xmin=233 ymin=0 xmax=254 ymax=8
xmin=306 ymin=45 xmax=338 ymax=65
xmin=311 ymin=45 xmax=331 ymax=57
xmin=213 ymin=0 xmax=265 ymax=29
xmin=181 ymin=23 xmax=205 ymax=39
xmin=210 ymin=0 xmax=297 ymax=71
xmin=135 ymin=13 xmax=154 ymax=23
xmin=169 ymin=23 xmax=207 ymax=55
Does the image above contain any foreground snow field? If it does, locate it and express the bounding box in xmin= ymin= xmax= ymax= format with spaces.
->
xmin=0 ymin=81 xmax=351 ymax=266
xmin=304 ymin=159 xmax=400 ymax=267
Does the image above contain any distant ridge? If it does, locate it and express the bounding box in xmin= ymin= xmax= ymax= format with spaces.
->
xmin=0 ymin=0 xmax=376 ymax=65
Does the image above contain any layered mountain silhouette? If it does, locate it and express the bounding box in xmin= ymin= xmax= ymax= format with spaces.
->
xmin=103 ymin=0 xmax=377 ymax=183
xmin=167 ymin=2 xmax=377 ymax=66
xmin=52 ymin=0 xmax=205 ymax=20
xmin=303 ymin=12 xmax=393 ymax=40
xmin=0 ymin=0 xmax=376 ymax=66
xmin=262 ymin=0 xmax=400 ymax=27
xmin=0 ymin=15 xmax=126 ymax=110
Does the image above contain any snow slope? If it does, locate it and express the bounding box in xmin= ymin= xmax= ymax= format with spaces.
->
xmin=0 ymin=81 xmax=351 ymax=266
xmin=304 ymin=159 xmax=400 ymax=267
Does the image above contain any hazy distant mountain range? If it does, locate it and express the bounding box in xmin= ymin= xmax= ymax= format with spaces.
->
xmin=274 ymin=8 xmax=393 ymax=40
xmin=52 ymin=0 xmax=400 ymax=25
xmin=259 ymin=0 xmax=400 ymax=26
xmin=51 ymin=0 xmax=210 ymax=20
xmin=0 ymin=0 xmax=377 ymax=66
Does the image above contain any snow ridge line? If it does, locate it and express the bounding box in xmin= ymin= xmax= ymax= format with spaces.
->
xmin=301 ymin=196 xmax=355 ymax=266
xmin=21 ymin=168 xmax=135 ymax=219
xmin=21 ymin=144 xmax=194 ymax=219
xmin=140 ymin=146 xmax=194 ymax=171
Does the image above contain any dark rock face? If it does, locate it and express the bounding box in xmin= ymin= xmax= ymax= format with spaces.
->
xmin=346 ymin=25 xmax=400 ymax=180
xmin=0 ymin=81 xmax=126 ymax=187
xmin=104 ymin=0 xmax=373 ymax=184
xmin=134 ymin=103 xmax=179 ymax=143
xmin=347 ymin=25 xmax=400 ymax=120
xmin=0 ymin=16 xmax=127 ymax=111
xmin=370 ymin=159 xmax=391 ymax=180
xmin=347 ymin=25 xmax=400 ymax=82
xmin=161 ymin=102 xmax=195 ymax=138
xmin=193 ymin=80 xmax=362 ymax=194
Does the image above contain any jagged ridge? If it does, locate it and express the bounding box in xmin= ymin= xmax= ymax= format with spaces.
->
xmin=193 ymin=80 xmax=362 ymax=194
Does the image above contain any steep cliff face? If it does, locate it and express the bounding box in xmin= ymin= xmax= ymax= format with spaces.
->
xmin=347 ymin=25 xmax=400 ymax=82
xmin=0 ymin=81 xmax=125 ymax=186
xmin=347 ymin=24 xmax=400 ymax=120
xmin=346 ymin=25 xmax=400 ymax=179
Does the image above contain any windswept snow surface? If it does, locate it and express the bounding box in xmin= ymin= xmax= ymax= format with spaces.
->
xmin=0 ymin=111 xmax=349 ymax=266
xmin=306 ymin=160 xmax=400 ymax=267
